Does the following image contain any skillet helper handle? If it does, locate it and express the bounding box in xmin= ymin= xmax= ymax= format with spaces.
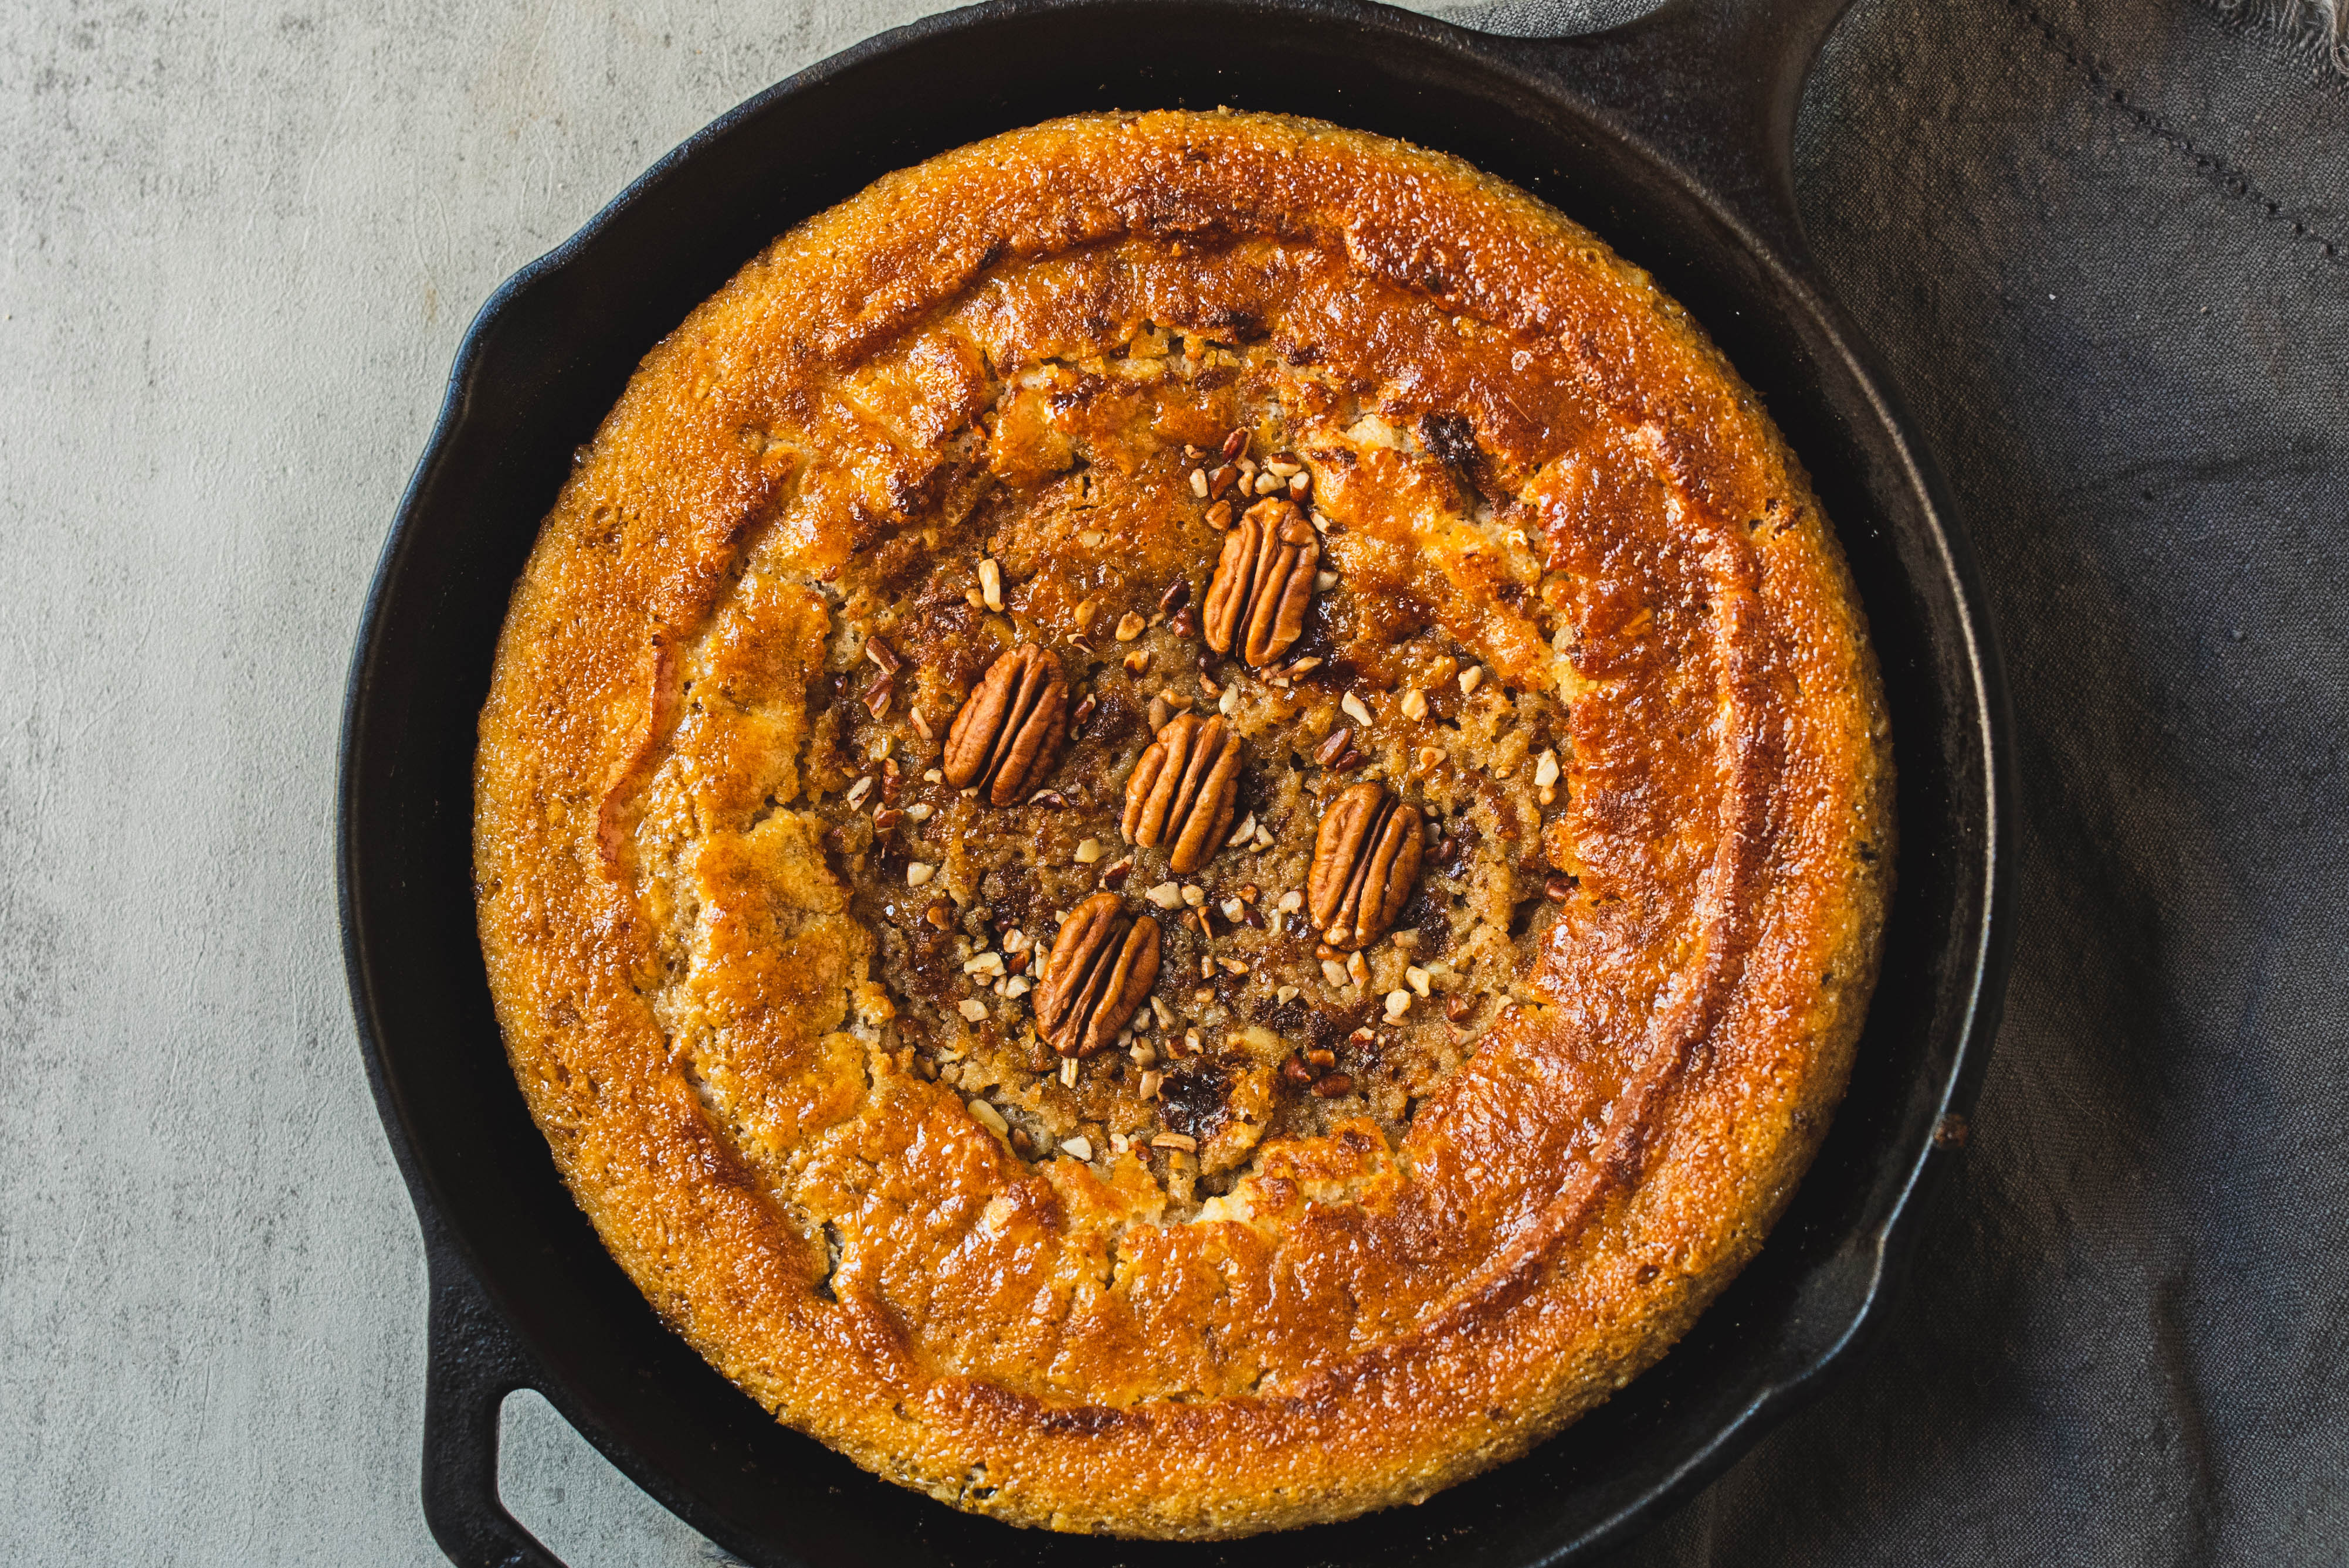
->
xmin=421 ymin=1240 xmax=569 ymax=1568
xmin=1518 ymin=0 xmax=1860 ymax=260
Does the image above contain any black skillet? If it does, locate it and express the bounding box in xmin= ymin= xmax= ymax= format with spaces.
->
xmin=340 ymin=0 xmax=2013 ymax=1561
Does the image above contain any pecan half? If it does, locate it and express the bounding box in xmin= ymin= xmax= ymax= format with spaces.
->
xmin=1035 ymin=892 xmax=1162 ymax=1058
xmin=1121 ymin=712 xmax=1242 ymax=875
xmin=1307 ymin=781 xmax=1425 ymax=951
xmin=942 ymin=645 xmax=1068 ymax=806
xmin=1202 ymin=498 xmax=1318 ymax=667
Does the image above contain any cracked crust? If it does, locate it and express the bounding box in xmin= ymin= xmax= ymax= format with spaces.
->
xmin=473 ymin=109 xmax=1892 ymax=1539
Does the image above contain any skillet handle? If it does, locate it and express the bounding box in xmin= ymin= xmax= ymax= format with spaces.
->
xmin=1496 ymin=0 xmax=1858 ymax=260
xmin=421 ymin=1236 xmax=569 ymax=1568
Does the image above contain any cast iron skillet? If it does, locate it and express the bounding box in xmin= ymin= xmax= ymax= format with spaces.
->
xmin=340 ymin=0 xmax=2013 ymax=1562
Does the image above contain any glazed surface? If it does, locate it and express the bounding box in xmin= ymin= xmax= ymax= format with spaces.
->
xmin=473 ymin=108 xmax=1891 ymax=1538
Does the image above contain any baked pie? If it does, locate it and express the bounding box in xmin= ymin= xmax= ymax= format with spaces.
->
xmin=473 ymin=108 xmax=1891 ymax=1538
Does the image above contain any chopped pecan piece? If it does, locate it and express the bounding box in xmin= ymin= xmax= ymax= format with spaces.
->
xmin=1202 ymin=498 xmax=1318 ymax=667
xmin=1035 ymin=892 xmax=1162 ymax=1059
xmin=1307 ymin=781 xmax=1425 ymax=951
xmin=942 ymin=645 xmax=1069 ymax=806
xmin=1121 ymin=712 xmax=1242 ymax=875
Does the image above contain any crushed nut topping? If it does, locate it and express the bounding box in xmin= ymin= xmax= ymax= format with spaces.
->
xmin=739 ymin=382 xmax=1571 ymax=1204
xmin=1307 ymin=781 xmax=1426 ymax=951
xmin=943 ymin=644 xmax=1069 ymax=807
xmin=1035 ymin=892 xmax=1162 ymax=1060
xmin=1202 ymin=498 xmax=1318 ymax=667
xmin=1121 ymin=711 xmax=1242 ymax=875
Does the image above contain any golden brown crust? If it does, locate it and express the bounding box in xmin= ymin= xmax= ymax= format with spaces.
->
xmin=473 ymin=109 xmax=1892 ymax=1538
